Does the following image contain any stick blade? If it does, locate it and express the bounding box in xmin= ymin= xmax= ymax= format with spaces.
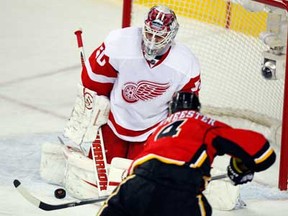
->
xmin=13 ymin=179 xmax=108 ymax=211
xmin=13 ymin=179 xmax=41 ymax=208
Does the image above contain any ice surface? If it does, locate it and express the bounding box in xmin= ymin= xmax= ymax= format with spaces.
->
xmin=1 ymin=0 xmax=288 ymax=215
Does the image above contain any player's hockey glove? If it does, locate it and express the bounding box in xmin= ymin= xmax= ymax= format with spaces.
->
xmin=227 ymin=157 xmax=254 ymax=185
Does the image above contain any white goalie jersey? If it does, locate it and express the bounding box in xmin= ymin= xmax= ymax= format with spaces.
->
xmin=81 ymin=26 xmax=201 ymax=142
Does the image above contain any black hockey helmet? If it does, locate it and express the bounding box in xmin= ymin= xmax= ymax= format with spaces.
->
xmin=169 ymin=92 xmax=201 ymax=114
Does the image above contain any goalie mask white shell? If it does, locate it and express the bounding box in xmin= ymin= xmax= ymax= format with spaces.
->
xmin=142 ymin=5 xmax=179 ymax=61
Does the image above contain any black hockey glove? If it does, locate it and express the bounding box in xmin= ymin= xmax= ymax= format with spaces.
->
xmin=227 ymin=157 xmax=254 ymax=186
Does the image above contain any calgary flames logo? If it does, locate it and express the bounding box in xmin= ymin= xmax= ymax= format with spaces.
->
xmin=122 ymin=81 xmax=170 ymax=103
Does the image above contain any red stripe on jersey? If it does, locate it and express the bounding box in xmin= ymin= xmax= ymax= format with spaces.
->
xmin=109 ymin=112 xmax=159 ymax=137
xmin=81 ymin=69 xmax=114 ymax=96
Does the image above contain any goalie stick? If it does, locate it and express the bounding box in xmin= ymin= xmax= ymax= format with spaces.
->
xmin=13 ymin=179 xmax=108 ymax=211
xmin=74 ymin=29 xmax=109 ymax=197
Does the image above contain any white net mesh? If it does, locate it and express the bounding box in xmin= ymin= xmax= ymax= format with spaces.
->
xmin=129 ymin=0 xmax=286 ymax=146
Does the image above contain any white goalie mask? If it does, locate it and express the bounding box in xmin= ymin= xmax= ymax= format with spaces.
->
xmin=142 ymin=5 xmax=179 ymax=61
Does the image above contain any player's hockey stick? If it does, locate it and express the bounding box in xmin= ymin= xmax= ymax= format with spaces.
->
xmin=13 ymin=173 xmax=227 ymax=211
xmin=211 ymin=173 xmax=228 ymax=181
xmin=13 ymin=179 xmax=108 ymax=211
xmin=74 ymin=29 xmax=109 ymax=197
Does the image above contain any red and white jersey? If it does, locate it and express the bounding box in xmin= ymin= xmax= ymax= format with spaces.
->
xmin=82 ymin=27 xmax=201 ymax=142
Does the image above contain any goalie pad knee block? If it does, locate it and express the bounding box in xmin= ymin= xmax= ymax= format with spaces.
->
xmin=64 ymin=83 xmax=110 ymax=155
xmin=107 ymin=157 xmax=132 ymax=194
xmin=63 ymin=146 xmax=100 ymax=199
xmin=40 ymin=142 xmax=66 ymax=186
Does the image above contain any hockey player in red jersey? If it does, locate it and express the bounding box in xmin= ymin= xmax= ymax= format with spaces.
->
xmin=97 ymin=92 xmax=276 ymax=216
xmin=80 ymin=5 xmax=201 ymax=163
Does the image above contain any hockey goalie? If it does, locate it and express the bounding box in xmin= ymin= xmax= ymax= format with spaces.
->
xmin=41 ymin=4 xmax=203 ymax=199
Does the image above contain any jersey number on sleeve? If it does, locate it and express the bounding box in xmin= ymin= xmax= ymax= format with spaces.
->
xmin=156 ymin=120 xmax=185 ymax=140
xmin=96 ymin=45 xmax=106 ymax=66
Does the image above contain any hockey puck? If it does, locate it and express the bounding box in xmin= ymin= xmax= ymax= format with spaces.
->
xmin=54 ymin=188 xmax=66 ymax=199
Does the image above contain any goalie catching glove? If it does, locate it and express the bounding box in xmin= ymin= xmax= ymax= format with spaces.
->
xmin=227 ymin=157 xmax=254 ymax=185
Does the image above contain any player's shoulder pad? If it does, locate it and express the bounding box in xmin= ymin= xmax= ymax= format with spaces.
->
xmin=104 ymin=26 xmax=142 ymax=58
xmin=166 ymin=42 xmax=200 ymax=77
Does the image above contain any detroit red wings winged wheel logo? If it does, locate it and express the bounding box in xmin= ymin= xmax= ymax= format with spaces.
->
xmin=122 ymin=81 xmax=170 ymax=103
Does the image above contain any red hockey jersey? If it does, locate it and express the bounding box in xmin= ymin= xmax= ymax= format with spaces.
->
xmin=129 ymin=110 xmax=276 ymax=176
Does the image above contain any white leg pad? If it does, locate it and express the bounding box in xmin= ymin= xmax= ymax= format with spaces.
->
xmin=40 ymin=142 xmax=66 ymax=186
xmin=204 ymin=168 xmax=240 ymax=211
xmin=107 ymin=157 xmax=132 ymax=194
xmin=204 ymin=179 xmax=240 ymax=211
xmin=63 ymin=146 xmax=100 ymax=199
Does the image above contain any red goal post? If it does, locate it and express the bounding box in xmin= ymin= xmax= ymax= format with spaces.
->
xmin=121 ymin=0 xmax=288 ymax=190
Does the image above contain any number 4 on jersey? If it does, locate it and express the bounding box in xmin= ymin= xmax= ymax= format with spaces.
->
xmin=156 ymin=120 xmax=185 ymax=140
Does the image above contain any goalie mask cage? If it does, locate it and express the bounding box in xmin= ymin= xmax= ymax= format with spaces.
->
xmin=121 ymin=0 xmax=288 ymax=190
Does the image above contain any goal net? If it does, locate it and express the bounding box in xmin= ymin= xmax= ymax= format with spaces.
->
xmin=122 ymin=0 xmax=288 ymax=190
